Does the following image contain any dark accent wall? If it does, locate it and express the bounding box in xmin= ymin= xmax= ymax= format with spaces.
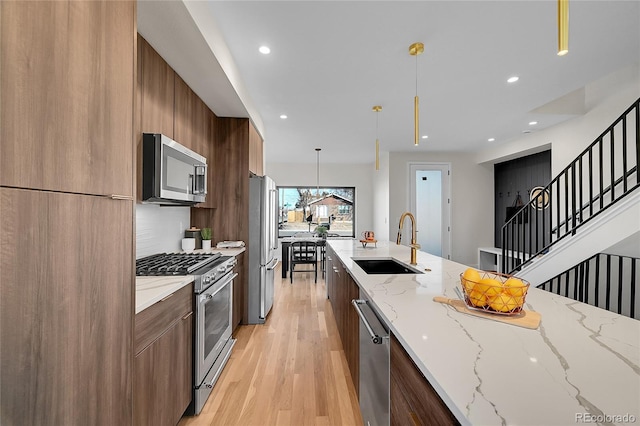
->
xmin=494 ymin=151 xmax=551 ymax=247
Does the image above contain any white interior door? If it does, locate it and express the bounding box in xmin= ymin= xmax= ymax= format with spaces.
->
xmin=409 ymin=163 xmax=451 ymax=259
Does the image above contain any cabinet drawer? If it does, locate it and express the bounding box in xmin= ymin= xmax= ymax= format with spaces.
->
xmin=135 ymin=283 xmax=193 ymax=355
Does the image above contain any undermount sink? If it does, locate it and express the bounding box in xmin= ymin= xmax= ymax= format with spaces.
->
xmin=353 ymin=258 xmax=423 ymax=275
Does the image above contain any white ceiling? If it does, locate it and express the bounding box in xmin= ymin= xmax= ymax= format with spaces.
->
xmin=138 ymin=1 xmax=640 ymax=165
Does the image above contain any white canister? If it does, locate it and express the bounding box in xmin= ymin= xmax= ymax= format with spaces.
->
xmin=181 ymin=238 xmax=196 ymax=252
xmin=202 ymin=240 xmax=212 ymax=250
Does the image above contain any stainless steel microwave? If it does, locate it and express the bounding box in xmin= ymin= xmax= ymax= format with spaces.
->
xmin=142 ymin=133 xmax=207 ymax=205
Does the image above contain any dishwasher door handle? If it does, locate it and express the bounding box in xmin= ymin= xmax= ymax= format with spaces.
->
xmin=352 ymin=299 xmax=386 ymax=344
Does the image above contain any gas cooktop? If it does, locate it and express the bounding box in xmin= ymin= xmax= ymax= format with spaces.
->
xmin=135 ymin=252 xmax=222 ymax=276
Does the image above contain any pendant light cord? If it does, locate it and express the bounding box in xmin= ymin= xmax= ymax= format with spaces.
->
xmin=415 ymin=54 xmax=418 ymax=95
xmin=315 ymin=148 xmax=320 ymax=197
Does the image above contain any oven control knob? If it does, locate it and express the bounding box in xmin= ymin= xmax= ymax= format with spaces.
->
xmin=217 ymin=267 xmax=226 ymax=273
xmin=204 ymin=276 xmax=211 ymax=284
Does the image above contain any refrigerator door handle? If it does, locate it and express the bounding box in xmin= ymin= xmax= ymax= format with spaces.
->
xmin=269 ymin=189 xmax=278 ymax=250
xmin=266 ymin=258 xmax=279 ymax=271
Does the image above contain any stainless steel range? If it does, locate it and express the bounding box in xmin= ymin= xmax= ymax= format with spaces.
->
xmin=136 ymin=252 xmax=237 ymax=415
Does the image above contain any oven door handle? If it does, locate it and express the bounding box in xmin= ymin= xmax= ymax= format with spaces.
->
xmin=203 ymin=272 xmax=238 ymax=300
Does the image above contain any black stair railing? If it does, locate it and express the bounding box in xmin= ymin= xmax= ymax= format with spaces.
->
xmin=537 ymin=253 xmax=639 ymax=320
xmin=502 ymin=98 xmax=640 ymax=274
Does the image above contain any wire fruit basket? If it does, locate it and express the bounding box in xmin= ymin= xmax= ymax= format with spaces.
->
xmin=459 ymin=270 xmax=530 ymax=315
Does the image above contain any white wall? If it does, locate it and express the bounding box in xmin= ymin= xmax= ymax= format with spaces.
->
xmin=266 ymin=162 xmax=374 ymax=238
xmin=389 ymin=151 xmax=494 ymax=267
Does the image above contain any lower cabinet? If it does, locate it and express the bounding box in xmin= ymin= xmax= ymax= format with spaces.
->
xmin=134 ymin=284 xmax=193 ymax=426
xmin=326 ymin=246 xmax=359 ymax=394
xmin=390 ymin=333 xmax=459 ymax=426
xmin=233 ymin=252 xmax=245 ymax=330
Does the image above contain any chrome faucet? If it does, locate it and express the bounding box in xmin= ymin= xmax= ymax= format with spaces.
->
xmin=396 ymin=212 xmax=420 ymax=265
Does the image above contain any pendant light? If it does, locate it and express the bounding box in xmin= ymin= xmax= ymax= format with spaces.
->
xmin=409 ymin=42 xmax=424 ymax=146
xmin=372 ymin=105 xmax=382 ymax=171
xmin=558 ymin=0 xmax=569 ymax=56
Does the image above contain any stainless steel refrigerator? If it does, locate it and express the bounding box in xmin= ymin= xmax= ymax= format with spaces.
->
xmin=248 ymin=175 xmax=279 ymax=324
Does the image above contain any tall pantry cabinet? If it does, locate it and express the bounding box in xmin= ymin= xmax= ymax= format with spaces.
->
xmin=0 ymin=2 xmax=136 ymax=425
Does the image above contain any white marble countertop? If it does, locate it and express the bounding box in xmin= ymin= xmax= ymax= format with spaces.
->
xmin=135 ymin=247 xmax=245 ymax=314
xmin=135 ymin=275 xmax=195 ymax=314
xmin=328 ymin=239 xmax=640 ymax=426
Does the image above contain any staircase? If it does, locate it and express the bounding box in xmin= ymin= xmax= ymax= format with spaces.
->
xmin=537 ymin=252 xmax=639 ymax=319
xmin=502 ymin=98 xmax=640 ymax=285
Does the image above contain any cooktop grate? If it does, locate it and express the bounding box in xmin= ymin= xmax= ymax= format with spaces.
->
xmin=136 ymin=252 xmax=222 ymax=276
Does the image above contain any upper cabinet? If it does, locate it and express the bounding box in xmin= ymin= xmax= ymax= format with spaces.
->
xmin=1 ymin=1 xmax=135 ymax=197
xmin=174 ymin=75 xmax=196 ymax=152
xmin=174 ymin=75 xmax=214 ymax=208
xmin=137 ymin=35 xmax=175 ymax=138
xmin=249 ymin=123 xmax=264 ymax=176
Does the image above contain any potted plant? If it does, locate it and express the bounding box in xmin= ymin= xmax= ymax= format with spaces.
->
xmin=314 ymin=225 xmax=328 ymax=239
xmin=201 ymin=228 xmax=212 ymax=250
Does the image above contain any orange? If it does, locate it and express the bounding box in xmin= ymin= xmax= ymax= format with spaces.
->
xmin=461 ymin=268 xmax=481 ymax=293
xmin=504 ymin=277 xmax=527 ymax=297
xmin=474 ymin=277 xmax=503 ymax=298
xmin=488 ymin=293 xmax=519 ymax=313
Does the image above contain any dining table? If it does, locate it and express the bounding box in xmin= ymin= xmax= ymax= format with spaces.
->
xmin=280 ymin=236 xmax=324 ymax=278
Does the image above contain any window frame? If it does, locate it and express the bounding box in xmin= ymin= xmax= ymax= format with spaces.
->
xmin=276 ymin=185 xmax=356 ymax=238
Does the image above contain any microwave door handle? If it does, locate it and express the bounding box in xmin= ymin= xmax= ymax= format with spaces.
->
xmin=188 ymin=174 xmax=193 ymax=195
xmin=192 ymin=164 xmax=207 ymax=195
xmin=202 ymin=164 xmax=208 ymax=195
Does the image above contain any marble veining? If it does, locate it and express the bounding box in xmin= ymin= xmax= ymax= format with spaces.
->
xmin=329 ymin=239 xmax=640 ymax=426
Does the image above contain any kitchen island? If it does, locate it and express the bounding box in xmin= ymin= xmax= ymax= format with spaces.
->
xmin=328 ymin=239 xmax=640 ymax=425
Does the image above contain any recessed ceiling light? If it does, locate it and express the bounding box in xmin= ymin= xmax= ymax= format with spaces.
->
xmin=279 ymin=114 xmax=287 ymax=119
xmin=507 ymin=76 xmax=519 ymax=83
xmin=421 ymin=135 xmax=428 ymax=139
xmin=488 ymin=138 xmax=495 ymax=142
xmin=259 ymin=46 xmax=271 ymax=54
xmin=529 ymin=121 xmax=538 ymax=126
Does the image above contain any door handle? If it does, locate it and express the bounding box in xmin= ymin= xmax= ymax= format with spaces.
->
xmin=266 ymin=258 xmax=279 ymax=271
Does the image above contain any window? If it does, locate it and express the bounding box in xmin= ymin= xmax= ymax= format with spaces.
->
xmin=277 ymin=186 xmax=355 ymax=237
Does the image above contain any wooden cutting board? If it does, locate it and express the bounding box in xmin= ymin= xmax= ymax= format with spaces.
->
xmin=433 ymin=296 xmax=541 ymax=329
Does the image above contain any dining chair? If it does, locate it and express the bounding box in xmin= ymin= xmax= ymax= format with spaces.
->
xmin=290 ymin=240 xmax=318 ymax=283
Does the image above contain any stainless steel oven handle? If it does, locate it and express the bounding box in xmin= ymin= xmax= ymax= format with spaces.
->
xmin=352 ymin=299 xmax=384 ymax=344
xmin=203 ymin=272 xmax=238 ymax=300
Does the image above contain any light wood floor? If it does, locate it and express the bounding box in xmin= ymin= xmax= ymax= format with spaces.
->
xmin=179 ymin=265 xmax=363 ymax=426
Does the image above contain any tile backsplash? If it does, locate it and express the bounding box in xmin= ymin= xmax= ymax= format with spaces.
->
xmin=136 ymin=203 xmax=190 ymax=259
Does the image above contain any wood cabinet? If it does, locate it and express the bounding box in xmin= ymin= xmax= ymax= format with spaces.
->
xmin=1 ymin=2 xmax=135 ymax=425
xmin=326 ymin=245 xmax=360 ymax=394
xmin=134 ymin=284 xmax=193 ymax=426
xmin=249 ymin=122 xmax=264 ymax=176
xmin=137 ymin=35 xmax=175 ymax=138
xmin=232 ymin=252 xmax=246 ymax=330
xmin=174 ymin=74 xmax=208 ymax=155
xmin=192 ymin=117 xmax=251 ymax=322
xmin=1 ymin=1 xmax=135 ymax=197
xmin=0 ymin=188 xmax=134 ymax=425
xmin=390 ymin=333 xmax=459 ymax=426
xmin=174 ymin=82 xmax=213 ymax=208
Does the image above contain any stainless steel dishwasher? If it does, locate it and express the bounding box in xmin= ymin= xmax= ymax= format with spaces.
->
xmin=352 ymin=292 xmax=390 ymax=426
